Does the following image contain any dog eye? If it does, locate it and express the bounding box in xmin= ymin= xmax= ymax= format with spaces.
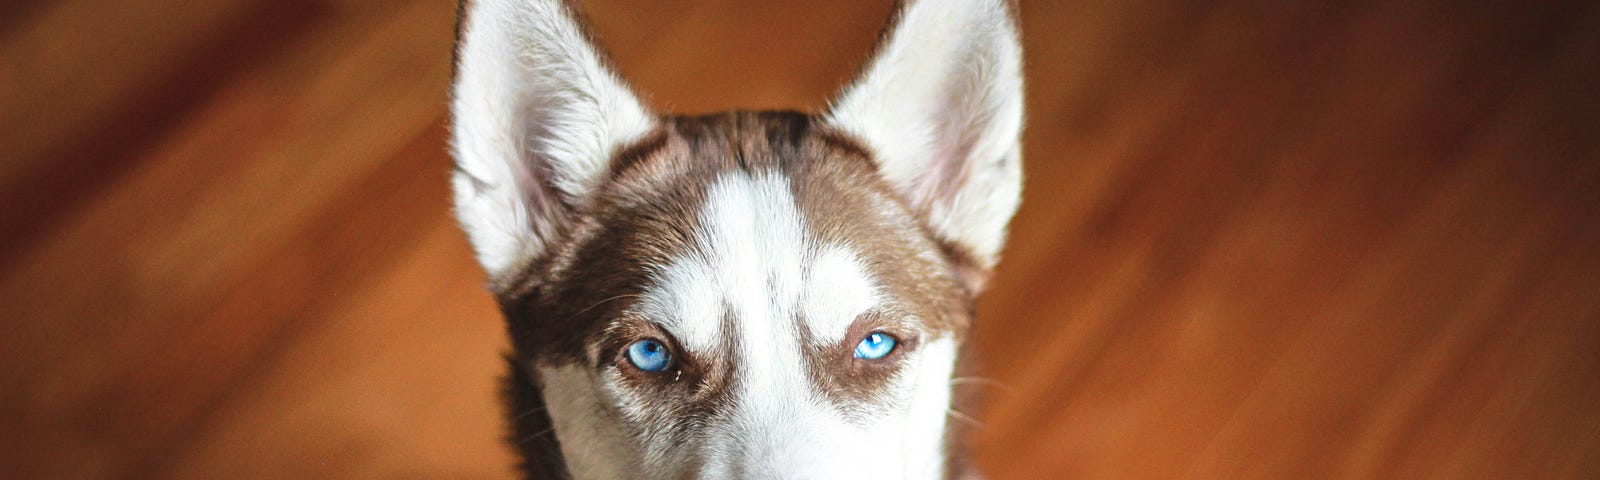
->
xmin=624 ymin=339 xmax=673 ymax=372
xmin=853 ymin=332 xmax=898 ymax=360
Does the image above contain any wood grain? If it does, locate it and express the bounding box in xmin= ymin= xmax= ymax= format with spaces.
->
xmin=3 ymin=0 xmax=1597 ymax=478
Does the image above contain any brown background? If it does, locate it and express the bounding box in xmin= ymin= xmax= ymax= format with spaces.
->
xmin=3 ymin=0 xmax=1599 ymax=478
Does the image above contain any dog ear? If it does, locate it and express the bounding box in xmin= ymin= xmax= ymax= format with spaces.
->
xmin=827 ymin=0 xmax=1024 ymax=278
xmin=450 ymin=0 xmax=654 ymax=282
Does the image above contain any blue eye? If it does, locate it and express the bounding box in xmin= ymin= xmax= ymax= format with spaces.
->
xmin=625 ymin=339 xmax=672 ymax=372
xmin=853 ymin=332 xmax=898 ymax=360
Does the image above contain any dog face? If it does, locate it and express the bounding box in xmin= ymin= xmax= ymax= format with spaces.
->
xmin=450 ymin=1 xmax=1022 ymax=478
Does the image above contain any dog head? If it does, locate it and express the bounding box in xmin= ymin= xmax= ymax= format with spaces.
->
xmin=450 ymin=0 xmax=1022 ymax=478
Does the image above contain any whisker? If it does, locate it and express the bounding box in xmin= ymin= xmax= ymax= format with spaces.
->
xmin=566 ymin=293 xmax=642 ymax=322
xmin=515 ymin=425 xmax=559 ymax=445
xmin=510 ymin=405 xmax=548 ymax=422
xmin=947 ymin=407 xmax=986 ymax=429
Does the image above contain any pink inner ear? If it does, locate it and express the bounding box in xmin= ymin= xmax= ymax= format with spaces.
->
xmin=912 ymin=144 xmax=972 ymax=211
xmin=909 ymin=79 xmax=992 ymax=210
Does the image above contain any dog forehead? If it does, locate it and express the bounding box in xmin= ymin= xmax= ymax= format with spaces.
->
xmin=633 ymin=170 xmax=880 ymax=352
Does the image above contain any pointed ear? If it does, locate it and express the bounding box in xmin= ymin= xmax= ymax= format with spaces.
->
xmin=450 ymin=0 xmax=655 ymax=282
xmin=827 ymin=0 xmax=1024 ymax=277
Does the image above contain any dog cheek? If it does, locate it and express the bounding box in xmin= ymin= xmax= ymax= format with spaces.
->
xmin=537 ymin=365 xmax=639 ymax=479
xmin=902 ymin=337 xmax=960 ymax=474
xmin=597 ymin=370 xmax=697 ymax=447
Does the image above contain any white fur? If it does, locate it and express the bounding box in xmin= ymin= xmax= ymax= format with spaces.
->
xmin=827 ymin=0 xmax=1025 ymax=268
xmin=452 ymin=0 xmax=655 ymax=280
xmin=903 ymin=338 xmax=958 ymax=478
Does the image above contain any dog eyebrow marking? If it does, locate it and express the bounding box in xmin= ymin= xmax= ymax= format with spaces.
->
xmin=802 ymin=245 xmax=882 ymax=345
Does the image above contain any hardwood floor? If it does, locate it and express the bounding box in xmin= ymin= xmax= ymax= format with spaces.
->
xmin=3 ymin=0 xmax=1597 ymax=478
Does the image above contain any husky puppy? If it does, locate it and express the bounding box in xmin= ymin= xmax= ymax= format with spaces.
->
xmin=450 ymin=0 xmax=1022 ymax=477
